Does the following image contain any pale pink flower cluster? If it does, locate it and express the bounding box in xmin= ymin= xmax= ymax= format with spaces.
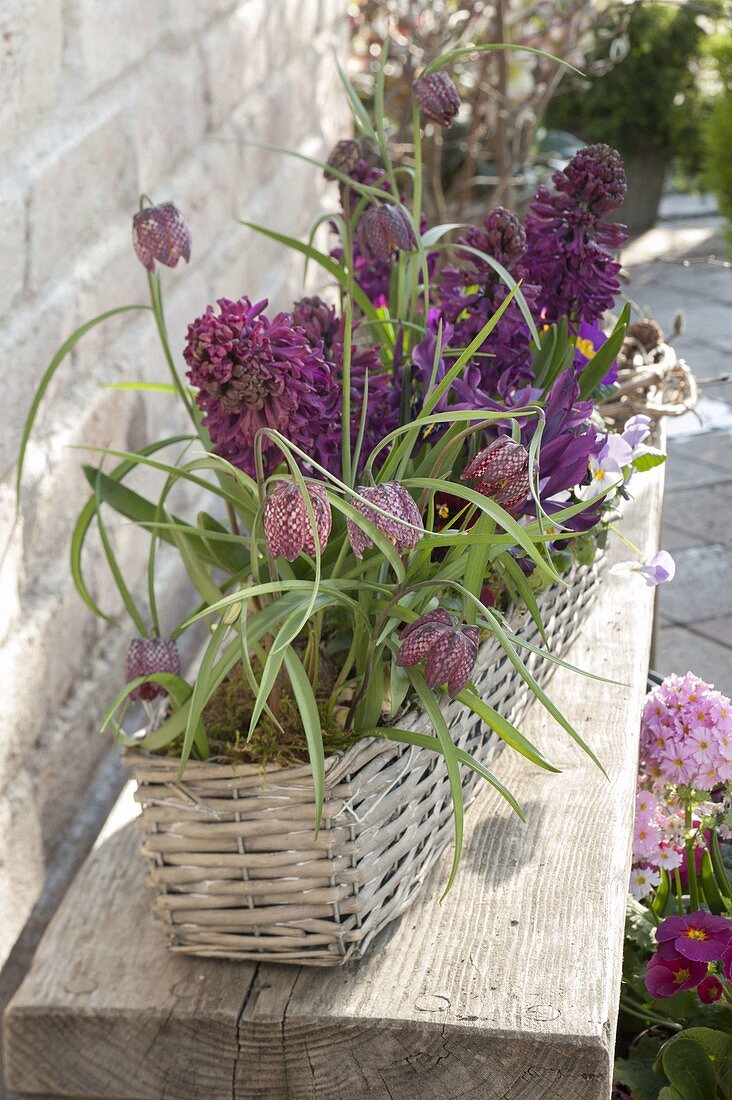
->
xmin=640 ymin=673 xmax=732 ymax=791
xmin=629 ymin=673 xmax=732 ymax=899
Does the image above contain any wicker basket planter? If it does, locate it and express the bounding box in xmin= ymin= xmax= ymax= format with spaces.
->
xmin=128 ymin=558 xmax=601 ymax=966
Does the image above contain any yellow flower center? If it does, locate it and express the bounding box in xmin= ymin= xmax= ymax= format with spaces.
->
xmin=673 ymin=968 xmax=691 ymax=985
xmin=576 ymin=336 xmax=597 ymax=360
xmin=685 ymin=927 xmax=708 ymax=941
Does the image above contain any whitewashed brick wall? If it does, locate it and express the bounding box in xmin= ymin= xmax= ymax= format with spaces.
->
xmin=0 ymin=0 xmax=349 ymax=966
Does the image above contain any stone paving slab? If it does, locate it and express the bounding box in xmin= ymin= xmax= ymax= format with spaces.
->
xmin=624 ymin=213 xmax=732 ymax=688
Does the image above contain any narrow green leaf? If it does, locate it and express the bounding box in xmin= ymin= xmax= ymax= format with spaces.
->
xmin=283 ymin=647 xmax=326 ymax=835
xmin=457 ymin=688 xmax=560 ymax=772
xmin=579 ymin=304 xmax=630 ymax=398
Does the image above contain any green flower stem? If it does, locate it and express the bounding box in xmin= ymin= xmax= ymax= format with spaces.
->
xmin=685 ymin=801 xmax=700 ymax=911
xmin=673 ymin=868 xmax=685 ymax=914
xmin=147 ymin=272 xmax=197 ymax=429
xmin=618 ymin=995 xmax=681 ymax=1031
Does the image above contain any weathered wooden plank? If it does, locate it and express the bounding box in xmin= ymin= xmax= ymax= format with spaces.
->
xmin=4 ymin=462 xmax=664 ymax=1100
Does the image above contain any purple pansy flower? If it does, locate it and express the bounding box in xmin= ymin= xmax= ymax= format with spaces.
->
xmin=396 ymin=609 xmax=479 ymax=697
xmin=656 ymin=911 xmax=732 ymax=963
xmin=611 ymin=550 xmax=676 ymax=587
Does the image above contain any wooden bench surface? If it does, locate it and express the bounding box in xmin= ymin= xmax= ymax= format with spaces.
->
xmin=3 ymin=463 xmax=664 ymax=1100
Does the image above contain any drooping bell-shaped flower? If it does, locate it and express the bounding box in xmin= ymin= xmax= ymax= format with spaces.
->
xmin=412 ymin=71 xmax=461 ymax=127
xmin=124 ymin=637 xmax=181 ymax=701
xmin=462 ymin=437 xmax=531 ymax=510
xmin=324 ymin=139 xmax=361 ymax=181
xmin=357 ymin=204 xmax=417 ymax=263
xmin=132 ymin=202 xmax=191 ymax=272
xmin=396 ymin=609 xmax=479 ymax=697
xmin=263 ymin=481 xmax=332 ymax=561
xmin=347 ymin=481 xmax=423 ymax=559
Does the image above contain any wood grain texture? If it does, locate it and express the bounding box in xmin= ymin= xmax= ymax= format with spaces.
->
xmin=4 ymin=462 xmax=664 ymax=1100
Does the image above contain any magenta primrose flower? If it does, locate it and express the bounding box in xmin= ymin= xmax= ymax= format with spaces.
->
xmin=396 ymin=609 xmax=479 ymax=697
xmin=656 ymin=910 xmax=732 ymax=963
xmin=698 ymin=974 xmax=725 ymax=1004
xmin=132 ymin=202 xmax=191 ymax=272
xmin=263 ymin=481 xmax=332 ymax=561
xmin=346 ymin=481 xmax=424 ymax=559
xmin=124 ymin=637 xmax=181 ymax=701
xmin=645 ymin=951 xmax=707 ymax=998
xmin=412 ymin=70 xmax=461 ymax=127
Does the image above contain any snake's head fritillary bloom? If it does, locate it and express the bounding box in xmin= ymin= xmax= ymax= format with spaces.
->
xmin=412 ymin=71 xmax=461 ymax=128
xmin=396 ymin=609 xmax=479 ymax=697
xmin=346 ymin=481 xmax=423 ymax=559
xmin=263 ymin=481 xmax=332 ymax=562
xmin=462 ymin=437 xmax=531 ymax=511
xmin=324 ymin=139 xmax=361 ymax=181
xmin=357 ymin=204 xmax=417 ymax=263
xmin=132 ymin=202 xmax=191 ymax=272
xmin=124 ymin=637 xmax=181 ymax=701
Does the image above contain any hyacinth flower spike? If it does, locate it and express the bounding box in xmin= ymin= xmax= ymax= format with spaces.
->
xmin=263 ymin=481 xmax=332 ymax=561
xmin=397 ymin=609 xmax=479 ymax=697
xmin=346 ymin=481 xmax=424 ymax=559
xmin=132 ymin=202 xmax=191 ymax=272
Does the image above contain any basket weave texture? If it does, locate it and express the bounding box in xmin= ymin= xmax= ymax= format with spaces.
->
xmin=128 ymin=558 xmax=600 ymax=965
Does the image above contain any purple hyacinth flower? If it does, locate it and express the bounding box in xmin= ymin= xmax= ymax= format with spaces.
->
xmin=396 ymin=609 xmax=479 ymax=697
xmin=412 ymin=71 xmax=461 ymax=127
xmin=645 ymin=951 xmax=707 ymax=998
xmin=346 ymin=481 xmax=424 ymax=559
xmin=357 ymin=204 xmax=417 ymax=263
xmin=263 ymin=481 xmax=332 ymax=561
xmin=132 ymin=202 xmax=191 ymax=272
xmin=183 ymin=296 xmax=338 ymax=479
xmin=525 ymin=144 xmax=627 ymax=325
xmin=124 ymin=637 xmax=181 ymax=701
xmin=656 ymin=911 xmax=732 ymax=963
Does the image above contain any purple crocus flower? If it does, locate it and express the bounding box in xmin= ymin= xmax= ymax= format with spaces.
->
xmin=396 ymin=609 xmax=479 ymax=697
xmin=439 ymin=207 xmax=540 ymax=398
xmin=125 ymin=638 xmax=181 ymax=701
xmin=573 ymin=321 xmax=619 ymax=385
xmin=347 ymin=481 xmax=424 ymax=559
xmin=645 ymin=951 xmax=707 ymax=998
xmin=132 ymin=202 xmax=191 ymax=272
xmin=184 ymin=297 xmax=338 ymax=479
xmin=656 ymin=911 xmax=732 ymax=963
xmin=263 ymin=481 xmax=332 ymax=561
xmin=525 ymin=144 xmax=627 ymax=325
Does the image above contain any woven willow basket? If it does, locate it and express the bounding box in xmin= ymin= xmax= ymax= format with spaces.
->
xmin=127 ymin=557 xmax=600 ymax=966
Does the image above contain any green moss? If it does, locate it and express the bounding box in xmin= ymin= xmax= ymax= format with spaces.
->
xmin=200 ymin=662 xmax=360 ymax=767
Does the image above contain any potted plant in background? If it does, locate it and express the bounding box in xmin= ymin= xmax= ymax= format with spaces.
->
xmin=17 ymin=44 xmax=668 ymax=965
xmin=547 ymin=1 xmax=709 ymax=233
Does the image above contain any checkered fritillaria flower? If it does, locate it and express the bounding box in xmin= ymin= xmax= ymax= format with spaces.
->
xmin=396 ymin=609 xmax=479 ymax=697
xmin=346 ymin=481 xmax=423 ymax=559
xmin=357 ymin=204 xmax=417 ymax=263
xmin=324 ymin=139 xmax=361 ymax=181
xmin=263 ymin=481 xmax=332 ymax=561
xmin=462 ymin=437 xmax=531 ymax=511
xmin=412 ymin=71 xmax=461 ymax=128
xmin=124 ymin=638 xmax=181 ymax=701
xmin=132 ymin=203 xmax=191 ymax=272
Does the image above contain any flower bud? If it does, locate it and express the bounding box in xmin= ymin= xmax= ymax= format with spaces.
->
xmin=397 ymin=609 xmax=479 ymax=697
xmin=347 ymin=481 xmax=423 ymax=559
xmin=324 ymin=139 xmax=361 ymax=181
xmin=462 ymin=437 xmax=531 ymax=511
xmin=263 ymin=481 xmax=332 ymax=561
xmin=132 ymin=202 xmax=191 ymax=272
xmin=412 ymin=71 xmax=461 ymax=128
xmin=357 ymin=204 xmax=417 ymax=263
xmin=124 ymin=637 xmax=181 ymax=701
